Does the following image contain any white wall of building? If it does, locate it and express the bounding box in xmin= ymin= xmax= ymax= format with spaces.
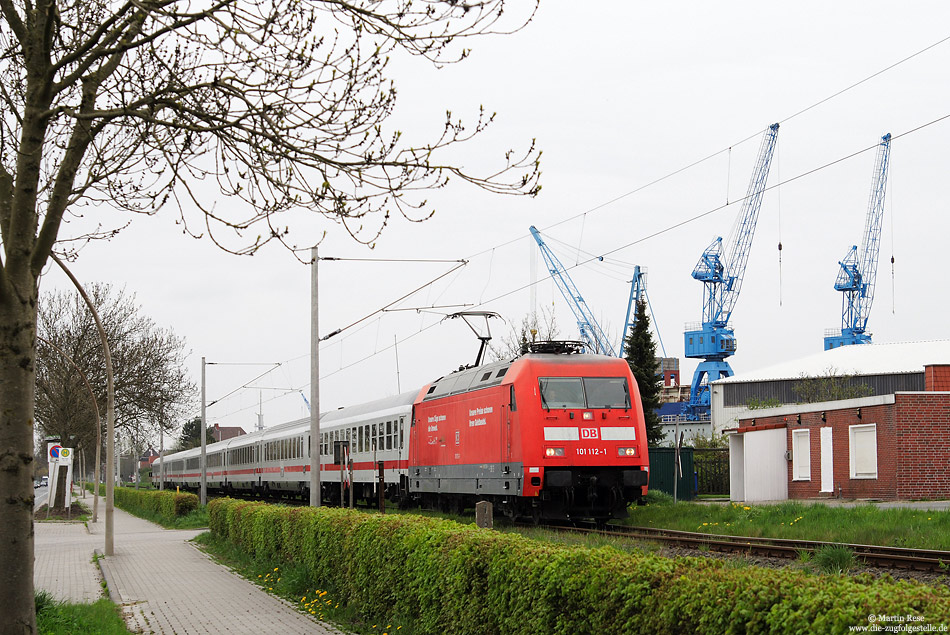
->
xmin=729 ymin=427 xmax=788 ymax=502
xmin=711 ymin=383 xmax=749 ymax=437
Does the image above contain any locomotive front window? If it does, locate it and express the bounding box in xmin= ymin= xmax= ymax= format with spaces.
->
xmin=539 ymin=378 xmax=586 ymax=409
xmin=584 ymin=377 xmax=630 ymax=409
xmin=539 ymin=377 xmax=630 ymax=409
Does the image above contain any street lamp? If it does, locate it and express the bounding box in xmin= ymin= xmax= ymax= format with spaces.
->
xmin=51 ymin=254 xmax=116 ymax=556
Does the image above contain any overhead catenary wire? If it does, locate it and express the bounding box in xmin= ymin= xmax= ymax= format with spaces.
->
xmin=209 ymin=36 xmax=950 ymax=420
xmin=307 ymin=112 xmax=950 ymax=386
xmin=458 ymin=33 xmax=950 ymax=263
xmin=319 ymin=260 xmax=468 ymax=341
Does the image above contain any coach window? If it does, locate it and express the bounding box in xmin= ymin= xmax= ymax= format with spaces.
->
xmin=399 ymin=418 xmax=405 ymax=449
xmin=385 ymin=421 xmax=391 ymax=450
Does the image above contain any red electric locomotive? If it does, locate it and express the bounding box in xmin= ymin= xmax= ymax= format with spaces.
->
xmin=408 ymin=340 xmax=649 ymax=521
xmin=154 ymin=341 xmax=649 ymax=523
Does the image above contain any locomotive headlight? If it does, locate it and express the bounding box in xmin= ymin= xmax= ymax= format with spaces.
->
xmin=545 ymin=447 xmax=565 ymax=457
xmin=618 ymin=447 xmax=637 ymax=457
xmin=582 ymin=411 xmax=594 ymax=420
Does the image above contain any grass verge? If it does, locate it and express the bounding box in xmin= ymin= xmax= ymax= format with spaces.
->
xmin=121 ymin=504 xmax=209 ymax=529
xmin=625 ymin=492 xmax=950 ymax=550
xmin=194 ymin=531 xmax=406 ymax=634
xmin=35 ymin=591 xmax=131 ymax=635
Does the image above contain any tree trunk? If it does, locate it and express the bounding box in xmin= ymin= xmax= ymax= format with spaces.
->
xmin=0 ymin=266 xmax=38 ymax=634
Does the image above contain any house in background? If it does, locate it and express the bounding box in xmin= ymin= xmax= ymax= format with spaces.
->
xmin=711 ymin=340 xmax=950 ymax=436
xmin=729 ymin=363 xmax=950 ymax=502
xmin=211 ymin=424 xmax=246 ymax=443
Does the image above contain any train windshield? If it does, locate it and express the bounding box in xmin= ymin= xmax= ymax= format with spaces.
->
xmin=539 ymin=377 xmax=630 ymax=409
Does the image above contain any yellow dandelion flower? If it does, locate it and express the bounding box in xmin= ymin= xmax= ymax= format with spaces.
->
xmin=302 ymin=597 xmax=306 ymax=602
xmin=743 ymin=506 xmax=750 ymax=510
xmin=274 ymin=567 xmax=279 ymax=571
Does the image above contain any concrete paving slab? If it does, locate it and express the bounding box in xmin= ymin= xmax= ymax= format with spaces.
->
xmin=35 ymin=500 xmax=345 ymax=634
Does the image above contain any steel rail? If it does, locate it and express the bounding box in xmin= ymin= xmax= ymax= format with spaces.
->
xmin=536 ymin=524 xmax=950 ymax=573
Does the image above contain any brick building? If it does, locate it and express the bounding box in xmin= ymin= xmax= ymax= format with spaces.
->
xmin=728 ymin=364 xmax=950 ymax=502
xmin=212 ymin=424 xmax=246 ymax=442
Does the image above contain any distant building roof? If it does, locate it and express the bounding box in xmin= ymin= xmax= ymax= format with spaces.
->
xmin=715 ymin=340 xmax=950 ymax=385
xmin=212 ymin=425 xmax=246 ymax=442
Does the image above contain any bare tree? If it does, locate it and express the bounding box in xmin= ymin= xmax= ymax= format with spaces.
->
xmin=0 ymin=1 xmax=540 ymax=629
xmin=36 ymin=285 xmax=194 ymax=463
xmin=489 ymin=306 xmax=559 ymax=361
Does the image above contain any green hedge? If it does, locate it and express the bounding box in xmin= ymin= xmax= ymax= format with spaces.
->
xmin=208 ymin=498 xmax=950 ymax=634
xmin=89 ymin=484 xmax=199 ymax=521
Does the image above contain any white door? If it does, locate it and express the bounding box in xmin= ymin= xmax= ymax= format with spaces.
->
xmin=820 ymin=427 xmax=833 ymax=493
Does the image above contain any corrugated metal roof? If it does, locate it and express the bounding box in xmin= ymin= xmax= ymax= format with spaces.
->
xmin=715 ymin=340 xmax=950 ymax=385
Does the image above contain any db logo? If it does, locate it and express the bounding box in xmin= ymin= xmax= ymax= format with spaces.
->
xmin=580 ymin=428 xmax=599 ymax=440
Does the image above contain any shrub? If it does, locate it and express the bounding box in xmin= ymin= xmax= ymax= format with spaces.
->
xmin=208 ymin=498 xmax=950 ymax=634
xmin=88 ymin=484 xmax=199 ymax=522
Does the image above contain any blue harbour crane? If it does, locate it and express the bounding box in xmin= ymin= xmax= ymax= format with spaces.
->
xmin=684 ymin=123 xmax=780 ymax=417
xmin=529 ymin=225 xmax=616 ymax=356
xmin=620 ymin=266 xmax=668 ymax=358
xmin=824 ymin=133 xmax=891 ymax=351
xmin=621 ymin=266 xmax=646 ymax=352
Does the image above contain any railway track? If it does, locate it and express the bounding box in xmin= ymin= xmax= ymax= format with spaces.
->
xmin=536 ymin=523 xmax=950 ymax=573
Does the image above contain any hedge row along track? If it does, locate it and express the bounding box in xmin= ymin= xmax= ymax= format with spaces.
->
xmin=533 ymin=524 xmax=950 ymax=573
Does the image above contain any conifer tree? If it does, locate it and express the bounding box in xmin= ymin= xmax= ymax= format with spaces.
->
xmin=623 ymin=299 xmax=664 ymax=446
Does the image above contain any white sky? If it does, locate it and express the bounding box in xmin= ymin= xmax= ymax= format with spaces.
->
xmin=41 ymin=2 xmax=950 ymax=438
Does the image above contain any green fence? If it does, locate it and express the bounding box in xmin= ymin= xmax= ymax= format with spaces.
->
xmin=647 ymin=447 xmax=695 ymax=500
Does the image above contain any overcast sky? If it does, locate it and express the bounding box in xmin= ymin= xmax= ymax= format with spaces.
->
xmin=42 ymin=2 xmax=950 ymax=438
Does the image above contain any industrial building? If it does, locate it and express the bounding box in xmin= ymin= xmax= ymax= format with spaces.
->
xmin=710 ymin=340 xmax=950 ymax=436
xmin=722 ymin=341 xmax=950 ymax=502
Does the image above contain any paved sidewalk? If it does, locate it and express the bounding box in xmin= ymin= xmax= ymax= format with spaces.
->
xmin=36 ymin=502 xmax=344 ymax=634
xmin=34 ymin=516 xmax=103 ymax=603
